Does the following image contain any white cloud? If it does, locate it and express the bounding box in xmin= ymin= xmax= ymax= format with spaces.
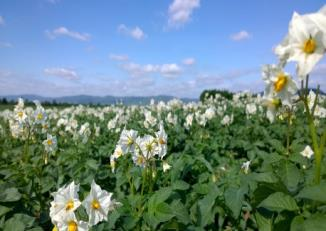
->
xmin=109 ymin=53 xmax=129 ymax=61
xmin=118 ymin=24 xmax=146 ymax=40
xmin=0 ymin=70 xmax=12 ymax=78
xmin=44 ymin=68 xmax=79 ymax=80
xmin=160 ymin=64 xmax=182 ymax=77
xmin=0 ymin=41 xmax=13 ymax=48
xmin=168 ymin=0 xmax=200 ymax=28
xmin=122 ymin=62 xmax=182 ymax=78
xmin=230 ymin=30 xmax=251 ymax=41
xmin=45 ymin=27 xmax=91 ymax=41
xmin=0 ymin=16 xmax=5 ymax=26
xmin=182 ymin=57 xmax=195 ymax=65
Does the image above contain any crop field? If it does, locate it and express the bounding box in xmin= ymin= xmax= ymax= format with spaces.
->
xmin=1 ymin=3 xmax=326 ymax=231
xmin=0 ymin=90 xmax=325 ymax=231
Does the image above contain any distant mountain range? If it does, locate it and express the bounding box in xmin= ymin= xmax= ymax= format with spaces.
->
xmin=0 ymin=94 xmax=198 ymax=105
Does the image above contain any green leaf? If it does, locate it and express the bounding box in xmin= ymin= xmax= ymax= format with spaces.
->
xmin=195 ymin=156 xmax=213 ymax=173
xmin=278 ymin=161 xmax=301 ymax=191
xmin=225 ymin=186 xmax=247 ymax=218
xmin=290 ymin=216 xmax=305 ymax=231
xmin=0 ymin=205 xmax=11 ymax=217
xmin=252 ymin=172 xmax=278 ymax=183
xmin=303 ymin=214 xmax=326 ymax=231
xmin=155 ymin=202 xmax=175 ymax=222
xmin=86 ymin=159 xmax=98 ymax=170
xmin=269 ymin=139 xmax=286 ymax=154
xmin=297 ymin=182 xmax=326 ymax=203
xmin=198 ymin=184 xmax=219 ymax=227
xmin=26 ymin=227 xmax=43 ymax=231
xmin=0 ymin=187 xmax=21 ymax=202
xmin=148 ymin=187 xmax=172 ymax=212
xmin=13 ymin=214 xmax=35 ymax=228
xmin=171 ymin=200 xmax=191 ymax=225
xmin=258 ymin=192 xmax=299 ymax=212
xmin=255 ymin=211 xmax=273 ymax=231
xmin=172 ymin=180 xmax=189 ymax=191
xmin=3 ymin=217 xmax=25 ymax=231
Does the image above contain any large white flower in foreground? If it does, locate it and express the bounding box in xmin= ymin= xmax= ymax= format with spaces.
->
xmin=82 ymin=180 xmax=118 ymax=226
xmin=275 ymin=7 xmax=326 ymax=80
xmin=56 ymin=212 xmax=88 ymax=231
xmin=50 ymin=181 xmax=81 ymax=224
xmin=262 ymin=64 xmax=297 ymax=106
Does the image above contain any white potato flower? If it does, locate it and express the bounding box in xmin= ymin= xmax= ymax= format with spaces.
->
xmin=262 ymin=64 xmax=297 ymax=106
xmin=43 ymin=134 xmax=57 ymax=153
xmin=262 ymin=96 xmax=281 ymax=123
xmin=56 ymin=212 xmax=88 ymax=231
xmin=300 ymin=145 xmax=314 ymax=159
xmin=82 ymin=180 xmax=119 ymax=226
xmin=221 ymin=114 xmax=233 ymax=126
xmin=275 ymin=7 xmax=326 ymax=80
xmin=118 ymin=129 xmax=138 ymax=153
xmin=49 ymin=181 xmax=81 ymax=225
xmin=155 ymin=121 xmax=167 ymax=159
xmin=162 ymin=161 xmax=171 ymax=172
xmin=241 ymin=160 xmax=251 ymax=174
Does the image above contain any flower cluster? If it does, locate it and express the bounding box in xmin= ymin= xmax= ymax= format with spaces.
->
xmin=9 ymin=98 xmax=57 ymax=155
xmin=110 ymin=121 xmax=168 ymax=172
xmin=50 ymin=180 xmax=119 ymax=230
xmin=262 ymin=5 xmax=326 ymax=122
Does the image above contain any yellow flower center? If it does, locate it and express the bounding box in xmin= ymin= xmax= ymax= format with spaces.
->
xmin=159 ymin=138 xmax=166 ymax=145
xmin=47 ymin=139 xmax=53 ymax=145
xmin=68 ymin=221 xmax=78 ymax=231
xmin=146 ymin=143 xmax=153 ymax=152
xmin=18 ymin=111 xmax=24 ymax=118
xmin=116 ymin=149 xmax=123 ymax=157
xmin=137 ymin=155 xmax=145 ymax=165
xmin=65 ymin=200 xmax=74 ymax=211
xmin=37 ymin=113 xmax=43 ymax=120
xmin=271 ymin=98 xmax=281 ymax=107
xmin=127 ymin=137 xmax=134 ymax=146
xmin=303 ymin=38 xmax=316 ymax=54
xmin=52 ymin=226 xmax=58 ymax=231
xmin=274 ymin=74 xmax=288 ymax=92
xmin=91 ymin=199 xmax=101 ymax=209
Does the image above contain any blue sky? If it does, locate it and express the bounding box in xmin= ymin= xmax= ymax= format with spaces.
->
xmin=0 ymin=0 xmax=325 ymax=97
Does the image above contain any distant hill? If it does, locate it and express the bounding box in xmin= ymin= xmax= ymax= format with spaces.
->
xmin=1 ymin=94 xmax=197 ymax=105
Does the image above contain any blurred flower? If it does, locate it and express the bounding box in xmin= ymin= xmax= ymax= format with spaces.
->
xmin=155 ymin=121 xmax=167 ymax=159
xmin=221 ymin=114 xmax=233 ymax=126
xmin=301 ymin=145 xmax=314 ymax=159
xmin=118 ymin=129 xmax=138 ymax=153
xmin=162 ymin=161 xmax=171 ymax=172
xmin=241 ymin=160 xmax=251 ymax=174
xmin=262 ymin=96 xmax=281 ymax=122
xmin=43 ymin=134 xmax=57 ymax=153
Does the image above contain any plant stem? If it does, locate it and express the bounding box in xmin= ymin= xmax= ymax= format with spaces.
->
xmin=286 ymin=108 xmax=292 ymax=156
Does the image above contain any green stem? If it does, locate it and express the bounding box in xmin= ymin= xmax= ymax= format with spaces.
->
xmin=23 ymin=126 xmax=31 ymax=163
xmin=286 ymin=108 xmax=292 ymax=156
xmin=303 ymin=98 xmax=321 ymax=184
